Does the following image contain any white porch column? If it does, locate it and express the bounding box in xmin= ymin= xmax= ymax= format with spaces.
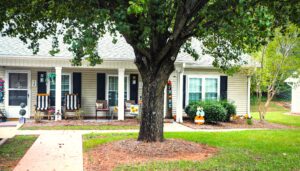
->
xmin=55 ymin=67 xmax=62 ymax=120
xmin=176 ymin=68 xmax=184 ymax=123
xmin=163 ymin=86 xmax=167 ymax=118
xmin=118 ymin=68 xmax=125 ymax=120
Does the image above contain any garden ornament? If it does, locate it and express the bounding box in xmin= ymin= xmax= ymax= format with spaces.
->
xmin=19 ymin=102 xmax=26 ymax=123
xmin=196 ymin=107 xmax=205 ymax=116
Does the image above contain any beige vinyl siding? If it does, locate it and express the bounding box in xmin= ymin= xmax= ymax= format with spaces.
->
xmin=176 ymin=69 xmax=249 ymax=116
xmin=228 ymin=74 xmax=248 ymax=115
xmin=0 ymin=67 xmax=5 ymax=110
xmin=1 ymin=65 xmax=249 ymax=118
xmin=169 ymin=72 xmax=177 ymax=115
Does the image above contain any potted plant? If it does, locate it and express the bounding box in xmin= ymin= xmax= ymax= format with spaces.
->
xmin=48 ymin=107 xmax=55 ymax=120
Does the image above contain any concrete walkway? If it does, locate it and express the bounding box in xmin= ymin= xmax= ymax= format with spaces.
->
xmin=0 ymin=121 xmax=22 ymax=138
xmin=14 ymin=131 xmax=83 ymax=171
xmin=12 ymin=122 xmax=271 ymax=171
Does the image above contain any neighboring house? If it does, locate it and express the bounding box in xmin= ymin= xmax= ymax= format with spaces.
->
xmin=285 ymin=77 xmax=300 ymax=113
xmin=0 ymin=34 xmax=253 ymax=122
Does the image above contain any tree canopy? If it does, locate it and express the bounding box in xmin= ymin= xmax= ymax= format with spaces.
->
xmin=1 ymin=0 xmax=299 ymax=142
xmin=1 ymin=1 xmax=299 ymax=70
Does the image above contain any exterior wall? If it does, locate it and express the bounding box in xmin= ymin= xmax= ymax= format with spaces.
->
xmin=1 ymin=66 xmax=143 ymax=118
xmin=291 ymin=86 xmax=300 ymax=113
xmin=173 ymin=68 xmax=249 ymax=116
xmin=0 ymin=67 xmax=5 ymax=111
xmin=0 ymin=64 xmax=249 ymax=118
xmin=227 ymin=74 xmax=249 ymax=115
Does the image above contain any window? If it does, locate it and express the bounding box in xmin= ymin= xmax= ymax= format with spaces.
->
xmin=108 ymin=75 xmax=129 ymax=106
xmin=187 ymin=76 xmax=219 ymax=104
xmin=49 ymin=74 xmax=71 ymax=106
xmin=188 ymin=78 xmax=202 ymax=102
xmin=205 ymin=78 xmax=218 ymax=100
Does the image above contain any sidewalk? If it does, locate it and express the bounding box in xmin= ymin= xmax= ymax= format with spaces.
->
xmin=0 ymin=121 xmax=22 ymax=138
xmin=16 ymin=122 xmax=269 ymax=136
xmin=14 ymin=131 xmax=83 ymax=171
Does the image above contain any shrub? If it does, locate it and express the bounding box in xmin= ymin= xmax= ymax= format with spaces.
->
xmin=185 ymin=101 xmax=227 ymax=123
xmin=185 ymin=101 xmax=206 ymax=120
xmin=247 ymin=118 xmax=253 ymax=125
xmin=220 ymin=101 xmax=237 ymax=122
xmin=203 ymin=103 xmax=227 ymax=123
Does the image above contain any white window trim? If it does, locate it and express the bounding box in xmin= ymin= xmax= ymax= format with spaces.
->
xmin=186 ymin=75 xmax=220 ymax=105
xmin=106 ymin=74 xmax=130 ymax=106
xmin=46 ymin=72 xmax=72 ymax=95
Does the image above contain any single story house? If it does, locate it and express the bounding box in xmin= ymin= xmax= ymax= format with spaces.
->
xmin=0 ymin=34 xmax=253 ymax=122
xmin=285 ymin=77 xmax=300 ymax=113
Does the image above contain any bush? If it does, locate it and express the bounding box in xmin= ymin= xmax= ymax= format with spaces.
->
xmin=247 ymin=118 xmax=253 ymax=125
xmin=203 ymin=103 xmax=227 ymax=123
xmin=185 ymin=101 xmax=227 ymax=123
xmin=185 ymin=101 xmax=206 ymax=120
xmin=220 ymin=101 xmax=237 ymax=122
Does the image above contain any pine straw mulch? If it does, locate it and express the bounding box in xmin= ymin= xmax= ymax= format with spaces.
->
xmin=84 ymin=139 xmax=218 ymax=171
xmin=22 ymin=119 xmax=139 ymax=127
xmin=182 ymin=119 xmax=294 ymax=129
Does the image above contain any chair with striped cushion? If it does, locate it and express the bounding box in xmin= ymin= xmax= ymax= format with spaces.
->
xmin=64 ymin=93 xmax=80 ymax=119
xmin=35 ymin=94 xmax=51 ymax=120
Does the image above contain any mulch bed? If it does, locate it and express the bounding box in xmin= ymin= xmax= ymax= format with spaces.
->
xmin=84 ymin=139 xmax=218 ymax=171
xmin=182 ymin=119 xmax=294 ymax=129
xmin=21 ymin=119 xmax=139 ymax=128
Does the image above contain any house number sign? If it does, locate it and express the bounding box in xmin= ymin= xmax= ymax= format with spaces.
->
xmin=0 ymin=79 xmax=4 ymax=103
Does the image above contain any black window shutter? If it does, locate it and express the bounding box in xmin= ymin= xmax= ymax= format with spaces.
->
xmin=130 ymin=74 xmax=139 ymax=104
xmin=97 ymin=73 xmax=106 ymax=100
xmin=37 ymin=71 xmax=47 ymax=94
xmin=73 ymin=72 xmax=82 ymax=104
xmin=220 ymin=76 xmax=228 ymax=100
xmin=183 ymin=75 xmax=186 ymax=108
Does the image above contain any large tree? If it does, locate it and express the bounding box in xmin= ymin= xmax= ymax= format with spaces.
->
xmin=252 ymin=24 xmax=300 ymax=121
xmin=0 ymin=0 xmax=299 ymax=142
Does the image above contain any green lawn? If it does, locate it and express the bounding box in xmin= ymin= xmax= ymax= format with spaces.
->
xmin=20 ymin=125 xmax=139 ymax=130
xmin=252 ymin=112 xmax=300 ymax=127
xmin=250 ymin=101 xmax=289 ymax=113
xmin=0 ymin=135 xmax=37 ymax=171
xmin=83 ymin=130 xmax=300 ymax=171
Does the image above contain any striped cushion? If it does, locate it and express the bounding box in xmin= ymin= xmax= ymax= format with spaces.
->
xmin=36 ymin=95 xmax=49 ymax=111
xmin=66 ymin=94 xmax=79 ymax=110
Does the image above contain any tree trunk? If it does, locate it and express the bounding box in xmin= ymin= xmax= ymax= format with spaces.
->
xmin=137 ymin=76 xmax=166 ymax=142
xmin=135 ymin=54 xmax=175 ymax=142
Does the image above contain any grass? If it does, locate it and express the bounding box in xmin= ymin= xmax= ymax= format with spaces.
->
xmin=252 ymin=112 xmax=300 ymax=127
xmin=82 ymin=100 xmax=300 ymax=170
xmin=83 ymin=133 xmax=136 ymax=151
xmin=0 ymin=135 xmax=37 ymax=171
xmin=20 ymin=125 xmax=139 ymax=130
xmin=250 ymin=98 xmax=300 ymax=127
xmin=83 ymin=130 xmax=300 ymax=170
xmin=250 ymin=101 xmax=289 ymax=113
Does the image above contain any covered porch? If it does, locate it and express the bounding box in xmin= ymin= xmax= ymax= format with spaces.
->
xmin=1 ymin=57 xmax=186 ymax=122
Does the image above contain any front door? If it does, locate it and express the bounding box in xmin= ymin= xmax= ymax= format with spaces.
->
xmin=5 ymin=71 xmax=31 ymax=118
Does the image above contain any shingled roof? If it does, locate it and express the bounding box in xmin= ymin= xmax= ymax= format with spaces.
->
xmin=0 ymin=33 xmax=255 ymax=67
